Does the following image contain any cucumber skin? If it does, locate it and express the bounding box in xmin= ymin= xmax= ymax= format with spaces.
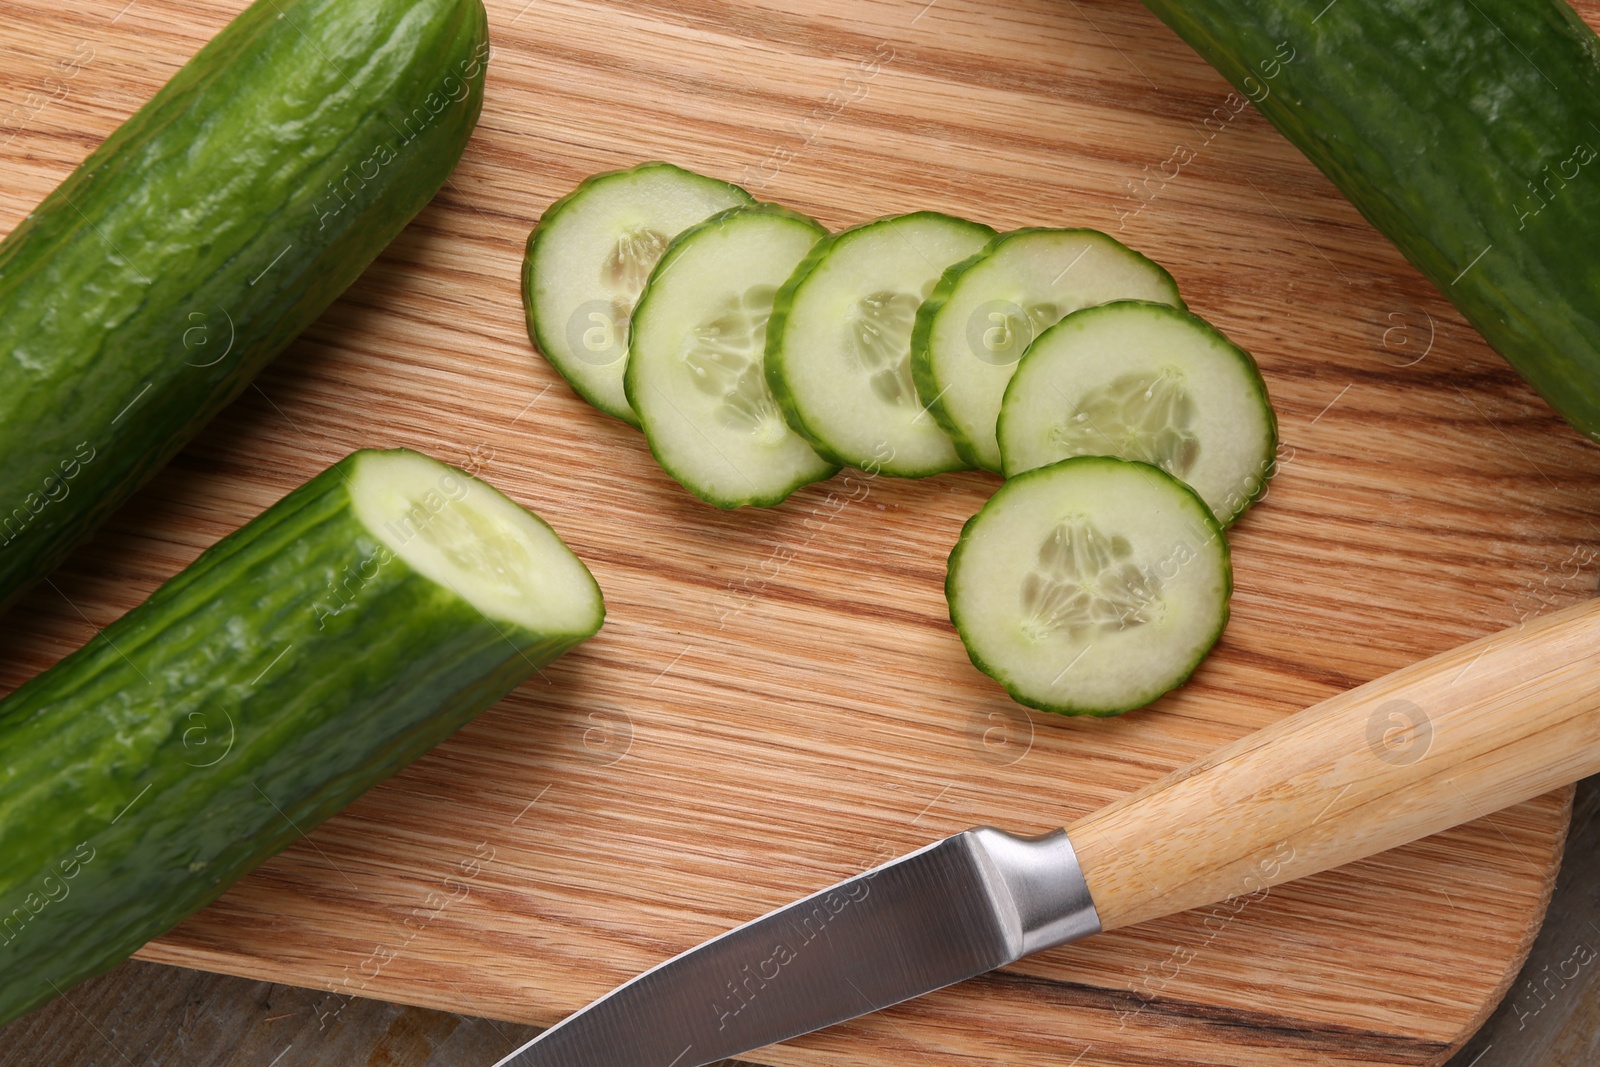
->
xmin=1136 ymin=0 xmax=1600 ymax=441
xmin=765 ymin=212 xmax=997 ymax=477
xmin=909 ymin=228 xmax=1186 ymax=473
xmin=946 ymin=456 xmax=1231 ymax=717
xmin=0 ymin=0 xmax=489 ymax=615
xmin=623 ymin=203 xmax=839 ymax=508
xmin=0 ymin=450 xmax=602 ymax=1026
xmin=522 ymin=162 xmax=756 ymax=428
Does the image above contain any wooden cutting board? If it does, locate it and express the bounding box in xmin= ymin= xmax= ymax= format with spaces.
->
xmin=3 ymin=0 xmax=1599 ymax=1063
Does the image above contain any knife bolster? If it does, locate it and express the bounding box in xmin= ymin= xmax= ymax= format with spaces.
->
xmin=964 ymin=827 xmax=1101 ymax=956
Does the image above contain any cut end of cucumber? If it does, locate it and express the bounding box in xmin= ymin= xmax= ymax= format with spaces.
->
xmin=349 ymin=450 xmax=604 ymax=637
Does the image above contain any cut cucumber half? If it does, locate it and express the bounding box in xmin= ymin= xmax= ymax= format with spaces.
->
xmin=523 ymin=162 xmax=755 ymax=425
xmin=625 ymin=205 xmax=837 ymax=507
xmin=947 ymin=456 xmax=1229 ymax=716
xmin=0 ymin=448 xmax=602 ymax=1026
xmin=998 ymin=301 xmax=1276 ymax=526
xmin=766 ymin=212 xmax=996 ymax=477
xmin=911 ymin=228 xmax=1185 ymax=472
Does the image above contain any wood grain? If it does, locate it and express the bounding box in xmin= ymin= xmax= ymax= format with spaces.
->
xmin=3 ymin=0 xmax=1600 ymax=1063
xmin=0 ymin=960 xmax=545 ymax=1067
xmin=1072 ymin=598 xmax=1600 ymax=931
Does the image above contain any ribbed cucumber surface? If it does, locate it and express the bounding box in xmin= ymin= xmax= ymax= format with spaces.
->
xmin=0 ymin=0 xmax=489 ymax=614
xmin=0 ymin=449 xmax=603 ymax=1025
xmin=524 ymin=163 xmax=755 ymax=426
xmin=911 ymin=228 xmax=1184 ymax=472
xmin=998 ymin=301 xmax=1276 ymax=525
xmin=947 ymin=456 xmax=1229 ymax=716
xmin=1137 ymin=0 xmax=1600 ymax=441
xmin=766 ymin=212 xmax=996 ymax=477
xmin=626 ymin=205 xmax=837 ymax=507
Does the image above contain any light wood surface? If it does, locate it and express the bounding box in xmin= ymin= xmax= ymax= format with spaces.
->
xmin=1073 ymin=599 xmax=1600 ymax=931
xmin=3 ymin=0 xmax=1600 ymax=1064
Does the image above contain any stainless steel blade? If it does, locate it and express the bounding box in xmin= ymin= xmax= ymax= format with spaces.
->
xmin=494 ymin=826 xmax=1099 ymax=1067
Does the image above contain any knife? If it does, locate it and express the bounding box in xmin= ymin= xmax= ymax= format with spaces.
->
xmin=495 ymin=597 xmax=1600 ymax=1067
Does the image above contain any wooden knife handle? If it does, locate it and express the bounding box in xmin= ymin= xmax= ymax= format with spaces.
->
xmin=1067 ymin=597 xmax=1600 ymax=932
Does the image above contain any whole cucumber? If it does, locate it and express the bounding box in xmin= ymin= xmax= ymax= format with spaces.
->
xmin=1135 ymin=0 xmax=1600 ymax=441
xmin=0 ymin=0 xmax=490 ymax=611
xmin=0 ymin=448 xmax=606 ymax=1025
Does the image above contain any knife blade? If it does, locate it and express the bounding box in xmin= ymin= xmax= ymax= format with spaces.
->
xmin=495 ymin=828 xmax=1097 ymax=1067
xmin=497 ymin=597 xmax=1600 ymax=1067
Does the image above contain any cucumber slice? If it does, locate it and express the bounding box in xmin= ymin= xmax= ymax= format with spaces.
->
xmin=523 ymin=162 xmax=754 ymax=426
xmin=766 ymin=212 xmax=996 ymax=477
xmin=998 ymin=302 xmax=1276 ymax=526
xmin=911 ymin=228 xmax=1185 ymax=472
xmin=947 ymin=456 xmax=1229 ymax=717
xmin=0 ymin=448 xmax=603 ymax=1026
xmin=625 ymin=205 xmax=837 ymax=507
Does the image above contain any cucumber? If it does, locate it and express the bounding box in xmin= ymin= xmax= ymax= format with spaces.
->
xmin=947 ymin=456 xmax=1229 ymax=716
xmin=625 ymin=205 xmax=837 ymax=507
xmin=523 ymin=163 xmax=755 ymax=426
xmin=0 ymin=449 xmax=603 ymax=1026
xmin=0 ymin=0 xmax=488 ymax=616
xmin=910 ymin=228 xmax=1184 ymax=473
xmin=766 ymin=212 xmax=996 ymax=477
xmin=1135 ymin=0 xmax=1600 ymax=442
xmin=997 ymin=301 xmax=1276 ymax=526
